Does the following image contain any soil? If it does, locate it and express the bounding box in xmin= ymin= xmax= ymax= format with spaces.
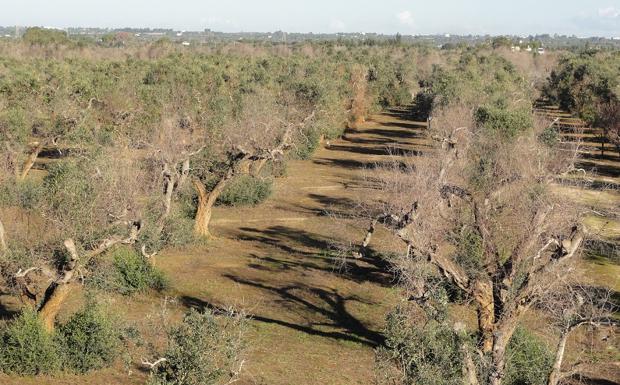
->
xmin=2 ymin=105 xmax=618 ymax=385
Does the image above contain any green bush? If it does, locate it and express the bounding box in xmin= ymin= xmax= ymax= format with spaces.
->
xmin=56 ymin=301 xmax=122 ymax=374
xmin=504 ymin=327 xmax=554 ymax=385
xmin=293 ymin=128 xmax=322 ymax=159
xmin=0 ymin=178 xmax=43 ymax=209
xmin=538 ymin=126 xmax=560 ymax=147
xmin=149 ymin=308 xmax=247 ymax=385
xmin=0 ymin=309 xmax=60 ymax=375
xmin=376 ymin=307 xmax=465 ymax=385
xmin=90 ymin=247 xmax=168 ymax=295
xmin=545 ymin=52 xmax=619 ymax=125
xmin=217 ymin=175 xmax=272 ymax=206
xmin=112 ymin=247 xmax=168 ymax=295
xmin=22 ymin=27 xmax=70 ymax=45
xmin=475 ymin=105 xmax=533 ymax=137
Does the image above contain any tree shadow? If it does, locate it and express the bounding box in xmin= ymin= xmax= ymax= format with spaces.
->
xmin=575 ymin=161 xmax=620 ymax=178
xmin=578 ymin=152 xmax=620 ymax=163
xmin=236 ymin=225 xmax=332 ymax=257
xmin=362 ymin=128 xmax=426 ymax=140
xmin=236 ymin=224 xmax=395 ymax=287
xmin=313 ymin=157 xmax=380 ymax=170
xmin=382 ymin=121 xmax=427 ymax=130
xmin=180 ymin=275 xmax=385 ymax=347
xmin=327 ymin=144 xmax=422 ymax=157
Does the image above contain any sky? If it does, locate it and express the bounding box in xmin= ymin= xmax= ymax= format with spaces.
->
xmin=0 ymin=0 xmax=619 ymax=37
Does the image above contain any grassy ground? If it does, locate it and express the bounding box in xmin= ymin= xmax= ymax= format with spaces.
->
xmin=1 ymin=109 xmax=424 ymax=385
xmin=2 ymin=105 xmax=618 ymax=384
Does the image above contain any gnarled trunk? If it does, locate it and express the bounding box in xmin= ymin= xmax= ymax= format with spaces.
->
xmin=160 ymin=162 xmax=176 ymax=231
xmin=548 ymin=328 xmax=569 ymax=385
xmin=250 ymin=158 xmax=268 ymax=176
xmin=193 ymin=170 xmax=234 ymax=238
xmin=38 ymin=282 xmax=73 ymax=332
xmin=37 ymin=239 xmax=79 ymax=332
xmin=473 ymin=279 xmax=495 ymax=353
xmin=178 ymin=158 xmax=191 ymax=187
xmin=489 ymin=316 xmax=520 ymax=385
xmin=18 ymin=142 xmax=43 ymax=181
xmin=0 ymin=217 xmax=6 ymax=253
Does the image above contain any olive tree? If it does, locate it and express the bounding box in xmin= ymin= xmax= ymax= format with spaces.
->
xmin=3 ymin=149 xmax=149 ymax=332
xmin=355 ymin=103 xmax=608 ymax=385
xmin=190 ymin=89 xmax=315 ymax=238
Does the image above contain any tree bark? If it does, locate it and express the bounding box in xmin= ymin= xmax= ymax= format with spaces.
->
xmin=489 ymin=316 xmax=520 ymax=385
xmin=250 ymin=158 xmax=268 ymax=176
xmin=161 ymin=163 xmax=176 ymax=222
xmin=473 ymin=279 xmax=495 ymax=353
xmin=178 ymin=158 xmax=191 ymax=187
xmin=548 ymin=328 xmax=570 ymax=385
xmin=18 ymin=142 xmax=43 ymax=181
xmin=193 ymin=170 xmax=234 ymax=238
xmin=0 ymin=217 xmax=6 ymax=253
xmin=38 ymin=282 xmax=73 ymax=332
xmin=37 ymin=239 xmax=79 ymax=332
xmin=356 ymin=217 xmax=381 ymax=258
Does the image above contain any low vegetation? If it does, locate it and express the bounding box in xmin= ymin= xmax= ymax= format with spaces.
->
xmin=0 ymin=28 xmax=617 ymax=385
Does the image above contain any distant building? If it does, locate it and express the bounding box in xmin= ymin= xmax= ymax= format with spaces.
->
xmin=510 ymin=46 xmax=521 ymax=52
xmin=537 ymin=47 xmax=545 ymax=54
xmin=525 ymin=45 xmax=532 ymax=52
xmin=181 ymin=41 xmax=190 ymax=46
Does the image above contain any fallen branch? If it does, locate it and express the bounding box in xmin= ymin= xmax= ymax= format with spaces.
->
xmin=141 ymin=358 xmax=167 ymax=370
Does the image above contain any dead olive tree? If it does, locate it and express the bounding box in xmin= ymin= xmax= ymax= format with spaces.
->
xmin=542 ymin=284 xmax=618 ymax=385
xmin=145 ymin=113 xmax=207 ymax=234
xmin=4 ymin=150 xmax=148 ymax=331
xmin=191 ymin=91 xmax=315 ymax=238
xmin=356 ymin=106 xmax=600 ymax=385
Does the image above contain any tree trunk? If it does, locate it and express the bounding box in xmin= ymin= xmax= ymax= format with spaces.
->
xmin=0 ymin=217 xmax=6 ymax=253
xmin=489 ymin=317 xmax=519 ymax=385
xmin=237 ymin=159 xmax=252 ymax=175
xmin=38 ymin=282 xmax=73 ymax=332
xmin=356 ymin=217 xmax=380 ymax=258
xmin=178 ymin=158 xmax=191 ymax=187
xmin=250 ymin=158 xmax=268 ymax=176
xmin=37 ymin=239 xmax=79 ymax=332
xmin=473 ymin=279 xmax=495 ymax=353
xmin=548 ymin=329 xmax=569 ymax=385
xmin=193 ymin=170 xmax=234 ymax=238
xmin=462 ymin=344 xmax=480 ymax=385
xmin=18 ymin=142 xmax=43 ymax=181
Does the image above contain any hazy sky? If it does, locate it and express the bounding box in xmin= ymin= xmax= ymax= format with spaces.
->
xmin=1 ymin=0 xmax=619 ymax=37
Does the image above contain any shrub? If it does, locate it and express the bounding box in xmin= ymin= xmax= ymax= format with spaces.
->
xmin=148 ymin=308 xmax=247 ymax=385
xmin=56 ymin=301 xmax=122 ymax=373
xmin=538 ymin=126 xmax=560 ymax=147
xmin=160 ymin=214 xmax=197 ymax=248
xmin=293 ymin=128 xmax=322 ymax=159
xmin=504 ymin=327 xmax=554 ymax=385
xmin=217 ymin=175 xmax=272 ymax=206
xmin=0 ymin=309 xmax=60 ymax=375
xmin=112 ymin=247 xmax=168 ymax=295
xmin=375 ymin=307 xmax=465 ymax=385
xmin=545 ymin=52 xmax=619 ymax=125
xmin=475 ymin=105 xmax=533 ymax=137
xmin=90 ymin=247 xmax=168 ymax=295
xmin=22 ymin=27 xmax=69 ymax=45
xmin=0 ymin=178 xmax=43 ymax=209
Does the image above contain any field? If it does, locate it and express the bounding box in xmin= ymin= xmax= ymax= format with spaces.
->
xmin=0 ymin=36 xmax=618 ymax=385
